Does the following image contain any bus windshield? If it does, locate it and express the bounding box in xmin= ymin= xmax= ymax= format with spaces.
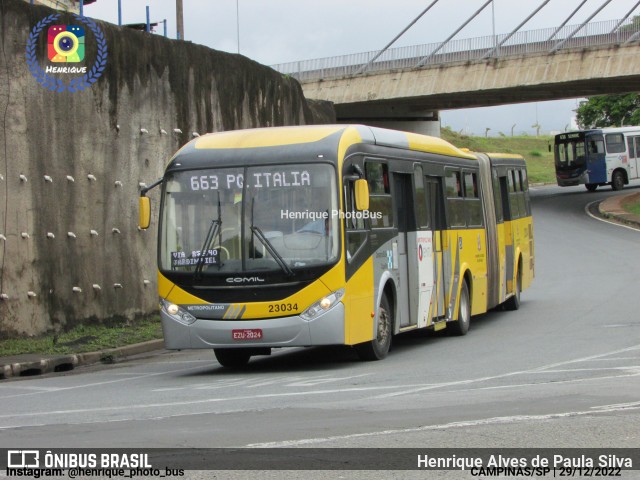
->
xmin=555 ymin=133 xmax=586 ymax=169
xmin=159 ymin=163 xmax=339 ymax=275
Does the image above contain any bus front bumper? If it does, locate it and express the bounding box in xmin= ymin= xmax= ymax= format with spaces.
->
xmin=557 ymin=170 xmax=589 ymax=186
xmin=160 ymin=303 xmax=345 ymax=349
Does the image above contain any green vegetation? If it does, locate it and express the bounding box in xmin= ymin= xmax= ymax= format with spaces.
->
xmin=441 ymin=127 xmax=556 ymax=184
xmin=624 ymin=200 xmax=640 ymax=217
xmin=575 ymin=93 xmax=640 ymax=129
xmin=0 ymin=316 xmax=162 ymax=357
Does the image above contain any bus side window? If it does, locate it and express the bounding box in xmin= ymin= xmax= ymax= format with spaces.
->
xmin=344 ymin=179 xmax=367 ymax=261
xmin=499 ymin=175 xmax=511 ymax=221
xmin=521 ymin=169 xmax=531 ymax=216
xmin=605 ymin=133 xmax=626 ymax=154
xmin=365 ymin=161 xmax=393 ymax=228
xmin=589 ymin=135 xmax=604 ymax=155
xmin=517 ymin=170 xmax=526 ymax=217
xmin=445 ymin=169 xmax=465 ymax=227
xmin=464 ymin=172 xmax=482 ymax=227
xmin=629 ymin=136 xmax=640 ymax=159
xmin=414 ymin=165 xmax=430 ymax=229
xmin=492 ymin=169 xmax=504 ymax=223
xmin=508 ymin=170 xmax=522 ymax=219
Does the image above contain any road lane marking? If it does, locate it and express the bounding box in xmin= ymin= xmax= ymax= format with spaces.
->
xmin=1 ymin=368 xmax=638 ymax=427
xmin=245 ymin=376 xmax=306 ymax=388
xmin=150 ymin=374 xmax=370 ymax=392
xmin=285 ymin=373 xmax=371 ymax=387
xmin=0 ymin=363 xmax=213 ymax=399
xmin=245 ymin=402 xmax=640 ymax=448
xmin=2 ymin=346 xmax=638 ymax=427
xmin=437 ymin=371 xmax=640 ymax=394
xmin=373 ymin=344 xmax=640 ymax=399
xmin=585 ymin=200 xmax=640 ymax=232
xmin=0 ymin=385 xmax=429 ymax=422
xmin=534 ymin=366 xmax=640 ymax=373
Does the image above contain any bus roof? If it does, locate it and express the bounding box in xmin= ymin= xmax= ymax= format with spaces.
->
xmin=481 ymin=153 xmax=525 ymax=161
xmin=171 ymin=125 xmax=476 ymax=163
xmin=557 ymin=126 xmax=640 ymax=138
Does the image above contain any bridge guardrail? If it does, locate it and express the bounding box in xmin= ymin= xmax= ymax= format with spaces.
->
xmin=272 ymin=18 xmax=640 ymax=82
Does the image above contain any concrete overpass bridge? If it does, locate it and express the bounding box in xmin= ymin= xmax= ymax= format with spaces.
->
xmin=272 ymin=18 xmax=640 ymax=135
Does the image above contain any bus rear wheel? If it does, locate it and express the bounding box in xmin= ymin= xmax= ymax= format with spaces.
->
xmin=449 ymin=281 xmax=470 ymax=336
xmin=585 ymin=184 xmax=598 ymax=192
xmin=611 ymin=171 xmax=625 ymax=191
xmin=504 ymin=268 xmax=521 ymax=311
xmin=214 ymin=348 xmax=251 ymax=368
xmin=355 ymin=294 xmax=392 ymax=361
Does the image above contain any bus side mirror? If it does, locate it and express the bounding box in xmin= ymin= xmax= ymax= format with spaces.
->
xmin=548 ymin=144 xmax=551 ymax=153
xmin=139 ymin=196 xmax=151 ymax=230
xmin=354 ymin=179 xmax=369 ymax=211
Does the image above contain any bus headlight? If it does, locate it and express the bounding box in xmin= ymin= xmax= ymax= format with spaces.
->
xmin=300 ymin=289 xmax=344 ymax=321
xmin=161 ymin=298 xmax=197 ymax=325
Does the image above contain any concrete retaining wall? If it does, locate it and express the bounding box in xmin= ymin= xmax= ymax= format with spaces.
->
xmin=0 ymin=0 xmax=330 ymax=336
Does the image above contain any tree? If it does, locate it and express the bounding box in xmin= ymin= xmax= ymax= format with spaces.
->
xmin=575 ymin=93 xmax=640 ymax=129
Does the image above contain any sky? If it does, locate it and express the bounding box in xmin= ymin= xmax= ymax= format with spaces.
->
xmin=85 ymin=0 xmax=640 ymax=136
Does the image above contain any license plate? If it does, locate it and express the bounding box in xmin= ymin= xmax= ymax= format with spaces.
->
xmin=232 ymin=329 xmax=263 ymax=340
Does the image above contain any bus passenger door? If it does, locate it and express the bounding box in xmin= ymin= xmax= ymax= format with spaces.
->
xmin=425 ymin=176 xmax=446 ymax=321
xmin=629 ymin=136 xmax=640 ymax=180
xmin=500 ymin=174 xmax=515 ymax=297
xmin=393 ymin=173 xmax=416 ymax=328
xmin=585 ymin=134 xmax=606 ymax=184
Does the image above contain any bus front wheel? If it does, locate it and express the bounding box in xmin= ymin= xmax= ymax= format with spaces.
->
xmin=214 ymin=348 xmax=251 ymax=368
xmin=585 ymin=183 xmax=598 ymax=192
xmin=355 ymin=294 xmax=392 ymax=361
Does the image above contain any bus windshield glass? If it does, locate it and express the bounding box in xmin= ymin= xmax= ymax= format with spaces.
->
xmin=555 ymin=132 xmax=586 ymax=169
xmin=159 ymin=163 xmax=339 ymax=274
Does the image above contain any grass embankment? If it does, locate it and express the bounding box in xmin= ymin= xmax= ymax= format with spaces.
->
xmin=623 ymin=199 xmax=640 ymax=216
xmin=0 ymin=316 xmax=162 ymax=357
xmin=441 ymin=127 xmax=556 ymax=184
xmin=625 ymin=203 xmax=640 ymax=215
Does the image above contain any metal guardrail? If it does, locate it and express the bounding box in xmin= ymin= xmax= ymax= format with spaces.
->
xmin=271 ymin=18 xmax=640 ymax=82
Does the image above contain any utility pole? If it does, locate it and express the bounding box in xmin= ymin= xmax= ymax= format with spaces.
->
xmin=491 ymin=0 xmax=496 ymax=53
xmin=176 ymin=0 xmax=184 ymax=40
xmin=236 ymin=0 xmax=240 ymax=53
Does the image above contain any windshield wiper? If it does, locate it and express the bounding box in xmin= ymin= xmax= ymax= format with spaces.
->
xmin=250 ymin=198 xmax=293 ymax=277
xmin=194 ymin=192 xmax=222 ymax=279
xmin=250 ymin=226 xmax=293 ymax=277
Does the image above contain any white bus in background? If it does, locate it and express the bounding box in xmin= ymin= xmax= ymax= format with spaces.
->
xmin=554 ymin=126 xmax=640 ymax=191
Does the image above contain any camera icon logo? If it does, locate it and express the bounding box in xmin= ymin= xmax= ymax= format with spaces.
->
xmin=47 ymin=25 xmax=85 ymax=63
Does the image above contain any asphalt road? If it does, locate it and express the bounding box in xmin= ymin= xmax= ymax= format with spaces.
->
xmin=1 ymin=183 xmax=640 ymax=479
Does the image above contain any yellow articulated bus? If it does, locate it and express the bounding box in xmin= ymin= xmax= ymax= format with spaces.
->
xmin=139 ymin=125 xmax=534 ymax=367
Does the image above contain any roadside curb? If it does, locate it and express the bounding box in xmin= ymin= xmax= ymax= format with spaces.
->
xmin=598 ymin=191 xmax=640 ymax=229
xmin=0 ymin=339 xmax=165 ymax=380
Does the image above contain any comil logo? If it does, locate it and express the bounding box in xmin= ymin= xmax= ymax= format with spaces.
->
xmin=48 ymin=25 xmax=85 ymax=63
xmin=26 ymin=14 xmax=107 ymax=92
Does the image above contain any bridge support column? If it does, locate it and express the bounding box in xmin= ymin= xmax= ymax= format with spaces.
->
xmin=335 ymin=104 xmax=440 ymax=137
